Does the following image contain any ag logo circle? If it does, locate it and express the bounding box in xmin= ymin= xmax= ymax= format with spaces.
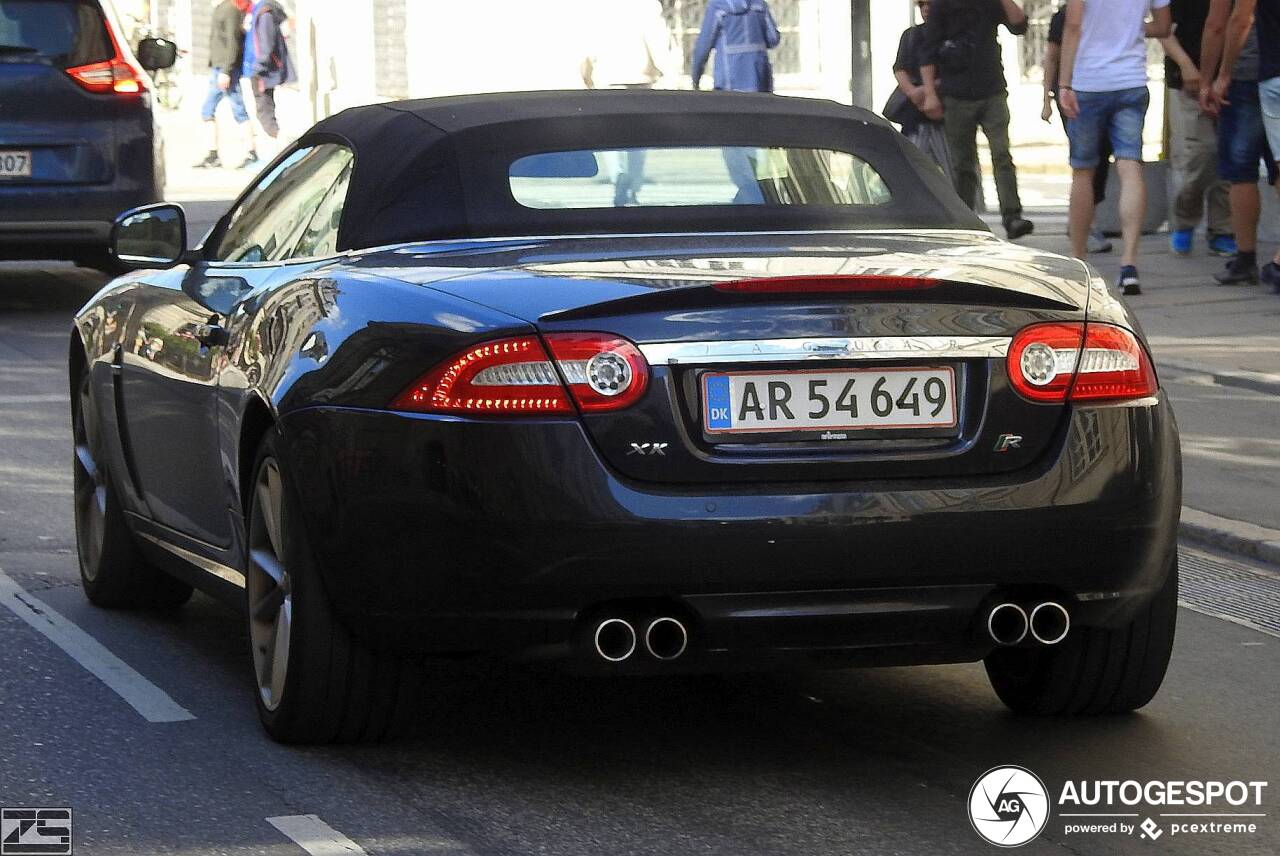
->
xmin=968 ymin=765 xmax=1050 ymax=847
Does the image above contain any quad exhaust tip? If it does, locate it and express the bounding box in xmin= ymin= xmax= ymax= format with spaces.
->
xmin=644 ymin=617 xmax=689 ymax=661
xmin=987 ymin=603 xmax=1029 ymax=646
xmin=1029 ymin=601 xmax=1070 ymax=645
xmin=593 ymin=618 xmax=637 ymax=662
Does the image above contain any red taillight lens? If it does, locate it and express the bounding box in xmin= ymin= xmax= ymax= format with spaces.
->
xmin=542 ymin=332 xmax=649 ymax=412
xmin=1007 ymin=322 xmax=1157 ymax=403
xmin=66 ymin=58 xmax=146 ymax=94
xmin=1068 ymin=323 xmax=1159 ymax=401
xmin=712 ymin=275 xmax=939 ymax=294
xmin=391 ymin=336 xmax=572 ymax=415
xmin=392 ymin=333 xmax=650 ymax=416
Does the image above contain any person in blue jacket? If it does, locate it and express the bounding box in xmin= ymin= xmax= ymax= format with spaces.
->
xmin=242 ymin=0 xmax=294 ymax=139
xmin=691 ymin=0 xmax=782 ymax=93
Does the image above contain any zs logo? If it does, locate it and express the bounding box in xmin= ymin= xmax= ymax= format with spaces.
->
xmin=1 ymin=808 xmax=72 ymax=855
xmin=627 ymin=442 xmax=669 ymax=457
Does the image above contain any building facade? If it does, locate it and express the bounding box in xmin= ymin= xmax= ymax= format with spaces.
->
xmin=114 ymin=0 xmax=1162 ymax=155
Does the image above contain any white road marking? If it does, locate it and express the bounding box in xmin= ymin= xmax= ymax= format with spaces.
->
xmin=0 ymin=393 xmax=69 ymax=404
xmin=0 ymin=568 xmax=195 ymax=723
xmin=267 ymin=815 xmax=369 ymax=855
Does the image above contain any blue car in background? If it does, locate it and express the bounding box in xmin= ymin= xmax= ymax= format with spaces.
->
xmin=0 ymin=0 xmax=175 ymax=269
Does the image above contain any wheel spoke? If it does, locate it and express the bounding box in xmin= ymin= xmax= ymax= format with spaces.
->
xmin=74 ymin=443 xmax=98 ymax=484
xmin=251 ymin=585 xmax=286 ymax=622
xmin=250 ymin=547 xmax=286 ymax=586
xmin=268 ymin=599 xmax=292 ymax=705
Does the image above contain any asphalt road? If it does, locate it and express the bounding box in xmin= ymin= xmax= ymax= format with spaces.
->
xmin=1 ymin=227 xmax=1278 ymax=855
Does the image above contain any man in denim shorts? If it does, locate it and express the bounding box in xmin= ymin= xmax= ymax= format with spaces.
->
xmin=1201 ymin=2 xmax=1277 ymax=286
xmin=1206 ymin=0 xmax=1280 ymax=289
xmin=193 ymin=0 xmax=258 ymax=170
xmin=1262 ymin=0 xmax=1280 ymax=290
xmin=1058 ymin=0 xmax=1172 ymax=295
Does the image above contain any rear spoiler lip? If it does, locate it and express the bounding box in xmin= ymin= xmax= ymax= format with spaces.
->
xmin=538 ymin=278 xmax=1082 ymax=323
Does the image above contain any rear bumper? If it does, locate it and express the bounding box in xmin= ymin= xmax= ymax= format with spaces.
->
xmin=278 ymin=397 xmax=1181 ymax=666
xmin=0 ymin=184 xmax=159 ymax=258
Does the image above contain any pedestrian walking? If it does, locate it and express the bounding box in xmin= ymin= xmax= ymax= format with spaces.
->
xmin=1201 ymin=0 xmax=1278 ymax=286
xmin=1058 ymin=0 xmax=1172 ymax=295
xmin=918 ymin=0 xmax=1035 ymax=240
xmin=1255 ymin=0 xmax=1280 ymax=291
xmin=242 ymin=0 xmax=294 ymax=142
xmin=691 ymin=0 xmax=780 ymax=93
xmin=581 ymin=0 xmax=681 ymax=206
xmin=1160 ymin=0 xmax=1235 ymax=256
xmin=193 ymin=0 xmax=258 ymax=170
xmin=889 ymin=1 xmax=954 ymax=179
xmin=1042 ymin=4 xmax=1111 ymax=253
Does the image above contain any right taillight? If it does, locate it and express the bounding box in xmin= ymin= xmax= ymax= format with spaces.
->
xmin=1007 ymin=322 xmax=1157 ymax=403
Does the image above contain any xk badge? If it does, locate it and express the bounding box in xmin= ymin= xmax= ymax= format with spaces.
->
xmin=627 ymin=442 xmax=669 ymax=457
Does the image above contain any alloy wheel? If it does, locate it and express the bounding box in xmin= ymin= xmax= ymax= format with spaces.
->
xmin=72 ymin=377 xmax=106 ymax=580
xmin=247 ymin=458 xmax=292 ymax=712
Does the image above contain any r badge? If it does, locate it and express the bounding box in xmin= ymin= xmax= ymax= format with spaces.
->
xmin=994 ymin=434 xmax=1023 ymax=453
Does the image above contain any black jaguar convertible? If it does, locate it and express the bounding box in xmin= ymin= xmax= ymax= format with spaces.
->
xmin=70 ymin=91 xmax=1180 ymax=742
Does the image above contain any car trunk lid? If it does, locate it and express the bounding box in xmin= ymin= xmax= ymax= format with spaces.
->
xmin=374 ymin=231 xmax=1092 ymax=484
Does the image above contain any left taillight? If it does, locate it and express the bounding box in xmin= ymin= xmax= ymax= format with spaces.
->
xmin=1007 ymin=322 xmax=1158 ymax=403
xmin=391 ymin=333 xmax=650 ymax=416
xmin=67 ymin=18 xmax=145 ymax=95
xmin=66 ymin=57 xmax=146 ymax=94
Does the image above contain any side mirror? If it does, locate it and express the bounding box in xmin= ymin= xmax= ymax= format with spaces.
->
xmin=111 ymin=204 xmax=188 ymax=270
xmin=136 ymin=36 xmax=178 ymax=72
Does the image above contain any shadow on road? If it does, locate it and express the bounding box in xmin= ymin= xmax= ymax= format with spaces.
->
xmin=0 ymin=263 xmax=109 ymax=314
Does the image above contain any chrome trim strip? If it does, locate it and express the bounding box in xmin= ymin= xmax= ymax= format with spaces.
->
xmin=639 ymin=336 xmax=1010 ymax=366
xmin=376 ymin=228 xmax=997 ymax=256
xmin=136 ymin=532 xmax=246 ymax=588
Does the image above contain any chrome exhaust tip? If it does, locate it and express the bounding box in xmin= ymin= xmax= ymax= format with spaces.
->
xmin=593 ymin=618 xmax=637 ymax=662
xmin=1029 ymin=602 xmax=1070 ymax=645
xmin=643 ymin=617 xmax=688 ymax=661
xmin=987 ymin=603 xmax=1029 ymax=646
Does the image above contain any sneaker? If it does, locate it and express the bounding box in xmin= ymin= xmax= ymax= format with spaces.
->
xmin=1118 ymin=265 xmax=1141 ymax=296
xmin=1088 ymin=228 xmax=1113 ymax=254
xmin=237 ymin=152 xmax=261 ymax=170
xmin=1260 ymin=262 xmax=1280 ymax=293
xmin=1169 ymin=228 xmax=1193 ymax=255
xmin=1208 ymin=234 xmax=1238 ymax=257
xmin=1214 ymin=255 xmax=1259 ymax=285
xmin=192 ymin=151 xmax=221 ymax=169
xmin=1004 ymin=217 xmax=1034 ymax=240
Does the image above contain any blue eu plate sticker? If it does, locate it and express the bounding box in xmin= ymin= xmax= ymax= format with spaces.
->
xmin=705 ymin=375 xmax=732 ymax=430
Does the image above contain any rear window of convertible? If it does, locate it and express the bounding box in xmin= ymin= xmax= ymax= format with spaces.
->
xmin=508 ymin=146 xmax=892 ymax=210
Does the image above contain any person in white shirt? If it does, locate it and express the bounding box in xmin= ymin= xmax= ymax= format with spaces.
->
xmin=581 ymin=0 xmax=682 ymax=205
xmin=1058 ymin=0 xmax=1172 ymax=295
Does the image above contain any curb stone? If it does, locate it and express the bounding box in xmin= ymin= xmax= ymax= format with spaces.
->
xmin=1180 ymin=507 xmax=1280 ymax=567
xmin=1160 ymin=361 xmax=1280 ymax=397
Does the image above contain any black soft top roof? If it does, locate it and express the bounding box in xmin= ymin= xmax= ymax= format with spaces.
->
xmin=296 ymin=90 xmax=986 ymax=251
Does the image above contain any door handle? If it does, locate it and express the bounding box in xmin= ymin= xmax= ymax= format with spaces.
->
xmin=194 ymin=323 xmax=229 ymax=348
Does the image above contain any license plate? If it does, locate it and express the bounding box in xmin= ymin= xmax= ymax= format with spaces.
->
xmin=0 ymin=150 xmax=32 ymax=178
xmin=703 ymin=366 xmax=957 ymax=435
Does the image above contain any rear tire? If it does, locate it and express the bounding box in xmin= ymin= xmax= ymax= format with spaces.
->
xmin=246 ymin=430 xmax=417 ymax=744
xmin=984 ymin=558 xmax=1178 ymax=715
xmin=74 ymin=368 xmax=192 ymax=608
